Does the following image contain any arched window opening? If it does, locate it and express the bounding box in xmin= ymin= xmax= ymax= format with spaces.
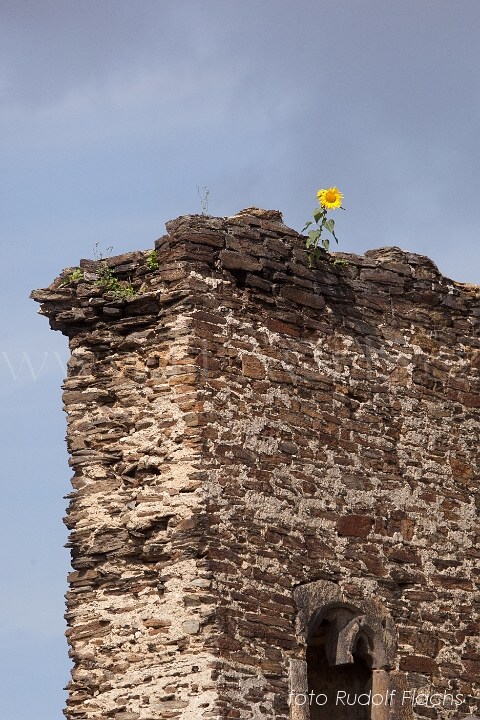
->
xmin=291 ymin=582 xmax=397 ymax=720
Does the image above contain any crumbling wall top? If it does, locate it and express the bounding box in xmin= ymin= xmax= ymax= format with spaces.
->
xmin=31 ymin=208 xmax=480 ymax=344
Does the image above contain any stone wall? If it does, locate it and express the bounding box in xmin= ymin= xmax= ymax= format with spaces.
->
xmin=32 ymin=208 xmax=479 ymax=720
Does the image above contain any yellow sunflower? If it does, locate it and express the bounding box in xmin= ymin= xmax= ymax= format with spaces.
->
xmin=317 ymin=186 xmax=343 ymax=210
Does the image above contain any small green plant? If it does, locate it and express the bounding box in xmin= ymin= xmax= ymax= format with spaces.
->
xmin=95 ymin=263 xmax=119 ymax=292
xmin=333 ymin=258 xmax=349 ymax=267
xmin=61 ymin=267 xmax=84 ymax=285
xmin=111 ymin=282 xmax=136 ymax=299
xmin=197 ymin=185 xmax=210 ymax=215
xmin=95 ymin=263 xmax=136 ymax=299
xmin=146 ymin=250 xmax=159 ymax=271
xmin=302 ymin=186 xmax=345 ymax=265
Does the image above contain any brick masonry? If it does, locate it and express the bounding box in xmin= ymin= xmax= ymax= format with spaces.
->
xmin=32 ymin=208 xmax=479 ymax=720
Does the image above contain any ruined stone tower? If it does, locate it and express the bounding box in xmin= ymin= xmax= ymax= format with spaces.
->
xmin=32 ymin=209 xmax=479 ymax=720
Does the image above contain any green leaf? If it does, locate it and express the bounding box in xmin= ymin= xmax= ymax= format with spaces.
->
xmin=302 ymin=220 xmax=312 ymax=232
xmin=313 ymin=208 xmax=324 ymax=223
xmin=306 ymin=229 xmax=320 ymax=248
xmin=321 ymin=237 xmax=330 ymax=251
xmin=324 ymin=218 xmax=339 ymax=242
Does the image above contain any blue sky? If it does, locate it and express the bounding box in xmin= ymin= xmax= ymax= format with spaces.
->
xmin=1 ymin=1 xmax=479 ymax=717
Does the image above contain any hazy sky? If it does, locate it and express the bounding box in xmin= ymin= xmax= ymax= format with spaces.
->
xmin=1 ymin=2 xmax=479 ymax=718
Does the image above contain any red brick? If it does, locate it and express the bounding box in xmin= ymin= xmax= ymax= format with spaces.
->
xmin=337 ymin=515 xmax=374 ymax=537
xmin=241 ymin=354 xmax=266 ymax=379
xmin=400 ymin=655 xmax=437 ymax=674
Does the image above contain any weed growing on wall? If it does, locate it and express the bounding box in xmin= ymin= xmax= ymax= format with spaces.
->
xmin=61 ymin=268 xmax=84 ymax=285
xmin=146 ymin=250 xmax=159 ymax=271
xmin=95 ymin=263 xmax=135 ymax=299
xmin=93 ymin=242 xmax=113 ymax=261
xmin=197 ymin=185 xmax=210 ymax=215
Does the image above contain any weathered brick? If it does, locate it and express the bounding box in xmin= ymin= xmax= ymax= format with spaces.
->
xmin=400 ymin=655 xmax=438 ymax=674
xmin=241 ymin=353 xmax=266 ymax=379
xmin=337 ymin=514 xmax=374 ymax=537
xmin=279 ymin=284 xmax=326 ymax=309
xmin=219 ymin=249 xmax=262 ymax=272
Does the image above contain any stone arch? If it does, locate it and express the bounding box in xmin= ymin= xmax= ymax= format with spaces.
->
xmin=289 ymin=581 xmax=397 ymax=720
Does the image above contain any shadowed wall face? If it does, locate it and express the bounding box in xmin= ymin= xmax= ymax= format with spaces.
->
xmin=32 ymin=209 xmax=479 ymax=720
